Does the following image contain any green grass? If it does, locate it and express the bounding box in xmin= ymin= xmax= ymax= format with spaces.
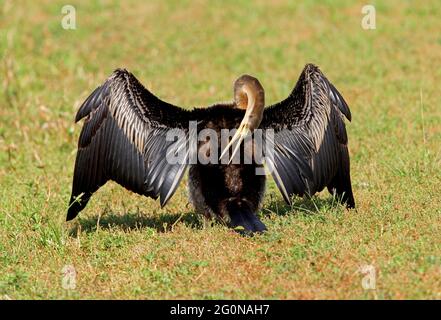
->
xmin=1 ymin=0 xmax=440 ymax=299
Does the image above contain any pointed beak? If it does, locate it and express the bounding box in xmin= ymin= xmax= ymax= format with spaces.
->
xmin=219 ymin=121 xmax=251 ymax=164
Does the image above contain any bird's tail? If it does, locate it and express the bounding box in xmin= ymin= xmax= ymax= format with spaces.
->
xmin=226 ymin=200 xmax=267 ymax=234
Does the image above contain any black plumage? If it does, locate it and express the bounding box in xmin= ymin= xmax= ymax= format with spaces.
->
xmin=260 ymin=64 xmax=355 ymax=207
xmin=67 ymin=64 xmax=355 ymax=233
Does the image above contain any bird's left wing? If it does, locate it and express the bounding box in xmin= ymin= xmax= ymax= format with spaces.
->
xmin=67 ymin=69 xmax=192 ymax=220
xmin=260 ymin=64 xmax=353 ymax=205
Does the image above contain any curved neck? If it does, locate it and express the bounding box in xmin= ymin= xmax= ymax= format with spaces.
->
xmin=233 ymin=75 xmax=265 ymax=130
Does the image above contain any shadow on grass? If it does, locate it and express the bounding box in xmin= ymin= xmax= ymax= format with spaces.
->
xmin=262 ymin=195 xmax=345 ymax=217
xmin=70 ymin=210 xmax=203 ymax=235
xmin=69 ymin=196 xmax=346 ymax=236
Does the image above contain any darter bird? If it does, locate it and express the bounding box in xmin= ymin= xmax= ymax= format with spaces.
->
xmin=67 ymin=64 xmax=355 ymax=234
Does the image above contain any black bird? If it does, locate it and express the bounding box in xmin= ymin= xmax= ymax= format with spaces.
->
xmin=67 ymin=64 xmax=355 ymax=234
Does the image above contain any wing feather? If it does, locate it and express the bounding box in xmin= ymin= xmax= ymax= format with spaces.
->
xmin=261 ymin=64 xmax=354 ymax=206
xmin=67 ymin=69 xmax=191 ymax=220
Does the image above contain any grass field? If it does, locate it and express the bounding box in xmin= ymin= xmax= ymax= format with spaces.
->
xmin=1 ymin=0 xmax=440 ymax=299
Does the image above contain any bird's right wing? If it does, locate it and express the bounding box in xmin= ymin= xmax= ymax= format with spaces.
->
xmin=260 ymin=64 xmax=353 ymax=205
xmin=67 ymin=69 xmax=192 ymax=220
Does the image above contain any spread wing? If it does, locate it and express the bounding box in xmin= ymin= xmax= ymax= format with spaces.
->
xmin=67 ymin=69 xmax=192 ymax=220
xmin=261 ymin=64 xmax=354 ymax=206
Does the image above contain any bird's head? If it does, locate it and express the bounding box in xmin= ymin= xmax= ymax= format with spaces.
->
xmin=220 ymin=75 xmax=265 ymax=162
xmin=233 ymin=74 xmax=265 ymax=129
